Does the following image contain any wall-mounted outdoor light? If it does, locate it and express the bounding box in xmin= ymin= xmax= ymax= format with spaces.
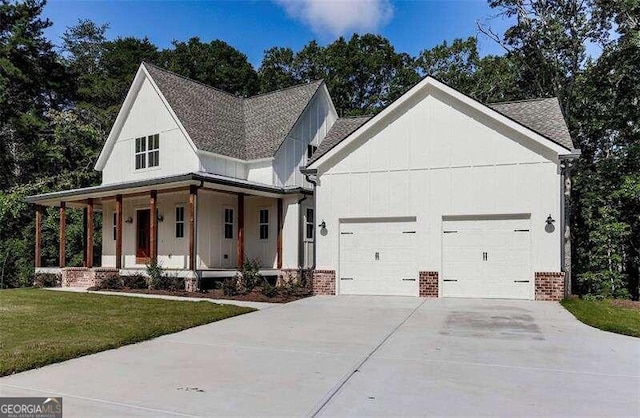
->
xmin=545 ymin=214 xmax=555 ymax=233
xmin=157 ymin=214 xmax=164 ymax=222
xmin=124 ymin=216 xmax=133 ymax=224
xmin=319 ymin=220 xmax=328 ymax=236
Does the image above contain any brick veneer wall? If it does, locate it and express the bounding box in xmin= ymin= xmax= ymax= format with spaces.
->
xmin=312 ymin=270 xmax=336 ymax=295
xmin=61 ymin=267 xmax=119 ymax=288
xmin=419 ymin=271 xmax=439 ymax=297
xmin=535 ymin=272 xmax=565 ymax=301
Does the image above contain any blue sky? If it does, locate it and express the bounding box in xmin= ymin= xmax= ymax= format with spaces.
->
xmin=43 ymin=0 xmax=513 ymax=68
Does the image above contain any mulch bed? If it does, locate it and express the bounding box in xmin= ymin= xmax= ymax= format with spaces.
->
xmin=609 ymin=299 xmax=640 ymax=311
xmin=96 ymin=288 xmax=311 ymax=304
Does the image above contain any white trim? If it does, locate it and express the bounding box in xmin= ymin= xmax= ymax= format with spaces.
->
xmin=307 ymin=76 xmax=572 ymax=171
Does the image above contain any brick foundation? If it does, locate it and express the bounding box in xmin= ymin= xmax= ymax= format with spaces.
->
xmin=535 ymin=272 xmax=565 ymax=301
xmin=185 ymin=277 xmax=198 ymax=292
xmin=312 ymin=270 xmax=336 ymax=295
xmin=61 ymin=267 xmax=119 ymax=288
xmin=419 ymin=271 xmax=439 ymax=297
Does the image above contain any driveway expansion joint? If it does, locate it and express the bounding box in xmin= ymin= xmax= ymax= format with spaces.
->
xmin=307 ymin=298 xmax=428 ymax=417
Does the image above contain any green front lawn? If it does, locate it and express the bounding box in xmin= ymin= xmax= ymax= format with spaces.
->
xmin=0 ymin=288 xmax=255 ymax=376
xmin=561 ymin=297 xmax=640 ymax=338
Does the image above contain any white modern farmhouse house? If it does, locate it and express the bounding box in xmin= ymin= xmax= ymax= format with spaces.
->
xmin=28 ymin=62 xmax=579 ymax=300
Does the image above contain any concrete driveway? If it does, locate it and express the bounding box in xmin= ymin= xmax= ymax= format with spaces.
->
xmin=1 ymin=296 xmax=638 ymax=417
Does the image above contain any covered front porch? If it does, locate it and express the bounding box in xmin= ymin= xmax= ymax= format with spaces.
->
xmin=27 ymin=172 xmax=314 ymax=289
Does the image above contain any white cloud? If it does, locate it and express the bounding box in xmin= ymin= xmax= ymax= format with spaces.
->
xmin=275 ymin=0 xmax=393 ymax=38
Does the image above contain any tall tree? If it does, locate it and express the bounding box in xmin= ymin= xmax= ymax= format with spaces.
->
xmin=162 ymin=38 xmax=258 ymax=97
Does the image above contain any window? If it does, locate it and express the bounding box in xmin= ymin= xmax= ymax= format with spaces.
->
xmin=306 ymin=208 xmax=314 ymax=240
xmin=307 ymin=144 xmax=318 ymax=159
xmin=112 ymin=212 xmax=117 ymax=241
xmin=175 ymin=206 xmax=185 ymax=238
xmin=135 ymin=134 xmax=160 ymax=170
xmin=259 ymin=209 xmax=269 ymax=240
xmin=224 ymin=208 xmax=233 ymax=239
xmin=135 ymin=137 xmax=146 ymax=169
xmin=147 ymin=134 xmax=159 ymax=167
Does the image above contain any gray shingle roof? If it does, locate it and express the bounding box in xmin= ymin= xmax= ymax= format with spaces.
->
xmin=308 ymin=116 xmax=371 ymax=164
xmin=488 ymin=97 xmax=574 ymax=150
xmin=144 ymin=63 xmax=322 ymax=160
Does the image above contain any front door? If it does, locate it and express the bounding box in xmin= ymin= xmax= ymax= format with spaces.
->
xmin=136 ymin=209 xmax=151 ymax=263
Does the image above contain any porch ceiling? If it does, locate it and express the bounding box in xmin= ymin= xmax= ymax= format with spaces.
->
xmin=25 ymin=172 xmax=312 ymax=207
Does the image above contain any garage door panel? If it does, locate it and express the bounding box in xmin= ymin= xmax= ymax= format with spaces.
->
xmin=442 ymin=217 xmax=533 ymax=300
xmin=339 ymin=220 xmax=417 ymax=296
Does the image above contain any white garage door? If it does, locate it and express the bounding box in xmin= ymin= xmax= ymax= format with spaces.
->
xmin=339 ymin=220 xmax=417 ymax=296
xmin=442 ymin=217 xmax=532 ymax=299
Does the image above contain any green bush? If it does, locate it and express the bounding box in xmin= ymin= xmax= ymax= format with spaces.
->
xmin=261 ymin=280 xmax=278 ymax=298
xmin=239 ymin=259 xmax=262 ymax=291
xmin=96 ymin=274 xmax=122 ymax=290
xmin=577 ymin=271 xmax=631 ymax=299
xmin=33 ymin=273 xmax=61 ymax=288
xmin=156 ymin=276 xmax=185 ymax=291
xmin=122 ymin=275 xmax=148 ymax=289
xmin=146 ymin=260 xmax=164 ymax=290
xmin=222 ymin=277 xmax=239 ymax=296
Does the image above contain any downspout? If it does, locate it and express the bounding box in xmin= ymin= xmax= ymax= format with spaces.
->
xmin=297 ymin=194 xmax=308 ymax=269
xmin=301 ymin=168 xmax=318 ymax=270
xmin=559 ymin=151 xmax=580 ymax=297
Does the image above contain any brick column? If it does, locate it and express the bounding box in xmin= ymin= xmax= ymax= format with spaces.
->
xmin=419 ymin=271 xmax=439 ymax=297
xmin=535 ymin=272 xmax=565 ymax=301
xmin=312 ymin=270 xmax=335 ymax=295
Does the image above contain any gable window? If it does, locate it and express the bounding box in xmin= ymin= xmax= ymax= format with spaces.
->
xmin=305 ymin=208 xmax=314 ymax=240
xmin=175 ymin=206 xmax=185 ymax=238
xmin=307 ymin=144 xmax=318 ymax=160
xmin=112 ymin=212 xmax=117 ymax=240
xmin=259 ymin=209 xmax=269 ymax=240
xmin=135 ymin=134 xmax=160 ymax=170
xmin=224 ymin=208 xmax=234 ymax=239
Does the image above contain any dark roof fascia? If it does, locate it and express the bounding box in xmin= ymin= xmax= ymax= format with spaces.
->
xmin=25 ymin=173 xmax=305 ymax=204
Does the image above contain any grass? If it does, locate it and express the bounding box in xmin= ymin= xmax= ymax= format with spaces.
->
xmin=561 ymin=297 xmax=640 ymax=338
xmin=0 ymin=288 xmax=255 ymax=376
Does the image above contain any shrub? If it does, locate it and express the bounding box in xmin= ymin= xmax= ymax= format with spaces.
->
xmin=156 ymin=276 xmax=185 ymax=291
xmin=146 ymin=260 xmax=164 ymax=290
xmin=122 ymin=275 xmax=148 ymax=289
xmin=261 ymin=280 xmax=278 ymax=298
xmin=577 ymin=271 xmax=631 ymax=299
xmin=222 ymin=277 xmax=239 ymax=296
xmin=96 ymin=274 xmax=123 ymax=290
xmin=33 ymin=273 xmax=61 ymax=288
xmin=239 ymin=259 xmax=262 ymax=291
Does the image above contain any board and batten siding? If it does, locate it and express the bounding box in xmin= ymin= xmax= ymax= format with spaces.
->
xmin=101 ymin=77 xmax=200 ymax=185
xmin=101 ymin=191 xmax=191 ymax=269
xmin=315 ymin=89 xmax=562 ymax=279
xmin=274 ymin=88 xmax=337 ymax=188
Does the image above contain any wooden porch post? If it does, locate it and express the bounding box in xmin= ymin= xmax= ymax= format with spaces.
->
xmin=59 ymin=202 xmax=66 ymax=268
xmin=189 ymin=186 xmax=197 ymax=271
xmin=35 ymin=205 xmax=43 ymax=268
xmin=115 ymin=194 xmax=123 ymax=269
xmin=86 ymin=198 xmax=94 ymax=268
xmin=237 ymin=193 xmax=244 ymax=269
xmin=150 ymin=190 xmax=157 ymax=263
xmin=277 ymin=198 xmax=283 ymax=269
